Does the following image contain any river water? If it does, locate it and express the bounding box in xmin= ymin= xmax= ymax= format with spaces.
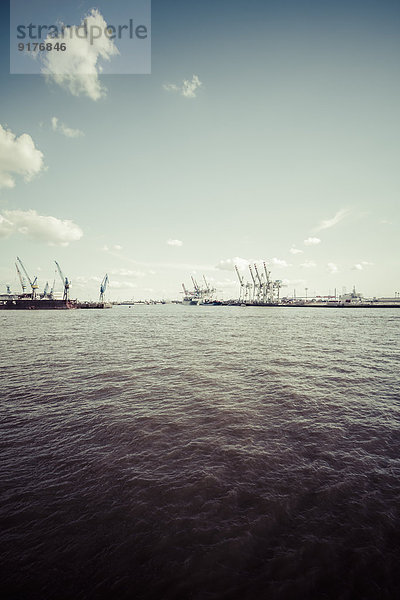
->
xmin=1 ymin=306 xmax=399 ymax=599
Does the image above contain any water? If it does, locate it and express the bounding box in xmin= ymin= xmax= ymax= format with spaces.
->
xmin=1 ymin=306 xmax=399 ymax=600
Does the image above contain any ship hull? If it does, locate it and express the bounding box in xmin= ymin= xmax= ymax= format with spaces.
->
xmin=0 ymin=299 xmax=76 ymax=310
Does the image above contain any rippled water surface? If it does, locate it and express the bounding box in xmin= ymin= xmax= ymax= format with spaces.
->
xmin=1 ymin=306 xmax=399 ymax=599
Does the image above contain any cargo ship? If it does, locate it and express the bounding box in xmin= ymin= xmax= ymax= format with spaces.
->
xmin=1 ymin=258 xmax=111 ymax=310
xmin=0 ymin=298 xmax=77 ymax=310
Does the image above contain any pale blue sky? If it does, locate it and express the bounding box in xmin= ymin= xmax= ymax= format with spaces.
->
xmin=1 ymin=0 xmax=399 ymax=300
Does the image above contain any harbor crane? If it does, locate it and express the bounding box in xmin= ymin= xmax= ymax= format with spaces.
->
xmin=235 ymin=265 xmax=245 ymax=302
xmin=99 ymin=274 xmax=109 ymax=303
xmin=191 ymin=276 xmax=200 ymax=294
xmin=203 ymin=275 xmax=211 ymax=295
xmin=41 ymin=282 xmax=49 ymax=299
xmin=253 ymin=263 xmax=264 ymax=303
xmin=16 ymin=256 xmax=38 ymax=299
xmin=263 ymin=262 xmax=272 ymax=302
xmin=274 ymin=280 xmax=282 ymax=302
xmin=15 ymin=261 xmax=27 ymax=294
xmin=54 ymin=260 xmax=70 ymax=301
xmin=248 ymin=265 xmax=257 ymax=303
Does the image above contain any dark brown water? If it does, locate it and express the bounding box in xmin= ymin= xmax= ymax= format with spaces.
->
xmin=1 ymin=306 xmax=399 ymax=600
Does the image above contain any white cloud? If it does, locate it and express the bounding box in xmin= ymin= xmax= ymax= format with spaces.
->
xmin=51 ymin=117 xmax=84 ymax=138
xmin=109 ymin=280 xmax=137 ymax=290
xmin=269 ymin=257 xmax=290 ymax=268
xmin=0 ymin=209 xmax=82 ymax=245
xmin=216 ymin=257 xmax=250 ymax=272
xmin=110 ymin=268 xmax=146 ymax=278
xmin=167 ymin=239 xmax=183 ymax=247
xmin=163 ymin=75 xmax=202 ymax=99
xmin=103 ymin=244 xmax=123 ymax=252
xmin=290 ymin=247 xmax=303 ymax=255
xmin=0 ymin=124 xmax=44 ymax=189
xmin=352 ymin=261 xmax=374 ymax=271
xmin=216 ymin=256 xmax=290 ymax=272
xmin=314 ymin=208 xmax=350 ymax=232
xmin=327 ymin=262 xmax=338 ymax=274
xmin=300 ymin=260 xmax=316 ymax=268
xmin=40 ymin=9 xmax=119 ymax=101
xmin=304 ymin=237 xmax=321 ymax=246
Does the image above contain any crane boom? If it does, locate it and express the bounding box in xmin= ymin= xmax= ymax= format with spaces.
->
xmin=234 ymin=265 xmax=244 ymax=285
xmin=191 ymin=276 xmax=200 ymax=292
xmin=254 ymin=263 xmax=263 ymax=286
xmin=15 ymin=262 xmax=27 ymax=293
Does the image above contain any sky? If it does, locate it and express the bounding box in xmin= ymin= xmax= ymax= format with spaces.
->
xmin=0 ymin=0 xmax=399 ymax=301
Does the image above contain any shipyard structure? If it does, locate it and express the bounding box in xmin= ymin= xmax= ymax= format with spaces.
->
xmin=181 ymin=261 xmax=400 ymax=308
xmin=0 ymin=258 xmax=111 ymax=310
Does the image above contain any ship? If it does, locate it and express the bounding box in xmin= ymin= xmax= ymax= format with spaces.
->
xmin=0 ymin=298 xmax=77 ymax=310
xmin=1 ymin=258 xmax=112 ymax=310
xmin=181 ymin=276 xmax=217 ymax=305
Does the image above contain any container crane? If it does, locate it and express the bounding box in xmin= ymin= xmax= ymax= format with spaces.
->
xmin=54 ymin=260 xmax=70 ymax=301
xmin=203 ymin=275 xmax=210 ymax=295
xmin=263 ymin=262 xmax=272 ymax=302
xmin=99 ymin=274 xmax=109 ymax=303
xmin=16 ymin=256 xmax=38 ymax=299
xmin=254 ymin=263 xmax=264 ymax=303
xmin=274 ymin=280 xmax=282 ymax=303
xmin=248 ymin=265 xmax=257 ymax=303
xmin=191 ymin=276 xmax=200 ymax=294
xmin=235 ymin=265 xmax=245 ymax=302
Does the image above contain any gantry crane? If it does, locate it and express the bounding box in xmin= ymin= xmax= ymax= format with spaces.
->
xmin=191 ymin=276 xmax=200 ymax=294
xmin=235 ymin=265 xmax=245 ymax=303
xmin=16 ymin=256 xmax=38 ymax=299
xmin=254 ymin=263 xmax=264 ymax=303
xmin=248 ymin=264 xmax=257 ymax=303
xmin=54 ymin=260 xmax=70 ymax=301
xmin=263 ymin=262 xmax=272 ymax=302
xmin=99 ymin=274 xmax=109 ymax=302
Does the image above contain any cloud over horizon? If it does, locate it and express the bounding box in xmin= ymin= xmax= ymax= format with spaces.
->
xmin=0 ymin=124 xmax=44 ymax=189
xmin=304 ymin=237 xmax=321 ymax=246
xmin=0 ymin=209 xmax=83 ymax=245
xmin=163 ymin=75 xmax=202 ymax=98
xmin=167 ymin=239 xmax=183 ymax=247
xmin=327 ymin=262 xmax=338 ymax=274
xmin=314 ymin=208 xmax=350 ymax=232
xmin=51 ymin=117 xmax=84 ymax=138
